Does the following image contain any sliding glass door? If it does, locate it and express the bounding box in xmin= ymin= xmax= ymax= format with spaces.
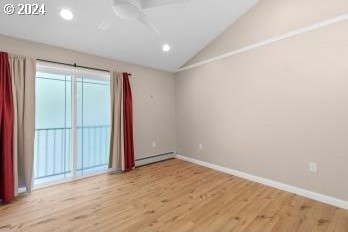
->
xmin=76 ymin=74 xmax=111 ymax=176
xmin=35 ymin=71 xmax=72 ymax=184
xmin=34 ymin=62 xmax=110 ymax=186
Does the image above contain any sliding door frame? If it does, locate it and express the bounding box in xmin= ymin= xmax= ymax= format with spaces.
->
xmin=33 ymin=62 xmax=114 ymax=190
xmin=71 ymin=74 xmax=78 ymax=178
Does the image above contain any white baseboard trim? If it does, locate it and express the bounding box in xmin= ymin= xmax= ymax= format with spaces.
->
xmin=176 ymin=154 xmax=348 ymax=210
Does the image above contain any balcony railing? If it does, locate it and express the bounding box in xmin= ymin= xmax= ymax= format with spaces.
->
xmin=34 ymin=125 xmax=110 ymax=182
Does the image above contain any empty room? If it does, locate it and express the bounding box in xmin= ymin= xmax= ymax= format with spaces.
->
xmin=0 ymin=0 xmax=347 ymax=231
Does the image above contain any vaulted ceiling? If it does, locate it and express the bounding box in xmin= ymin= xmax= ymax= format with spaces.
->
xmin=0 ymin=0 xmax=258 ymax=71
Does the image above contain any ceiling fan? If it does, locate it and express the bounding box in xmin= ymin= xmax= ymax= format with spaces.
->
xmin=99 ymin=0 xmax=190 ymax=34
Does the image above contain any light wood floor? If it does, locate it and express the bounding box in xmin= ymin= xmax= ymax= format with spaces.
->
xmin=0 ymin=159 xmax=347 ymax=232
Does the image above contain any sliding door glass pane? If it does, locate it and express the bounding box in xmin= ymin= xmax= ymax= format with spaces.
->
xmin=34 ymin=64 xmax=111 ymax=186
xmin=76 ymin=74 xmax=111 ymax=176
xmin=34 ymin=72 xmax=72 ymax=185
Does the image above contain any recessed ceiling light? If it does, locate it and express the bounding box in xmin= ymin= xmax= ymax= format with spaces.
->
xmin=162 ymin=44 xmax=171 ymax=52
xmin=60 ymin=9 xmax=74 ymax=20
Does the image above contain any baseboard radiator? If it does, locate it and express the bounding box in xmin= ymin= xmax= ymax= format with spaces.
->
xmin=135 ymin=151 xmax=176 ymax=167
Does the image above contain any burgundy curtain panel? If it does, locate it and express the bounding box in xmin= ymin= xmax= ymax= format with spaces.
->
xmin=123 ymin=73 xmax=135 ymax=171
xmin=0 ymin=52 xmax=15 ymax=203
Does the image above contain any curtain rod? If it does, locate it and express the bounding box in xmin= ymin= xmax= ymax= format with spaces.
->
xmin=37 ymin=59 xmax=132 ymax=76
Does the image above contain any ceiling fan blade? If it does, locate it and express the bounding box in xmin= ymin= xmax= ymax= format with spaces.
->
xmin=141 ymin=0 xmax=190 ymax=9
xmin=137 ymin=13 xmax=160 ymax=34
xmin=98 ymin=13 xmax=114 ymax=30
xmin=98 ymin=19 xmax=113 ymax=31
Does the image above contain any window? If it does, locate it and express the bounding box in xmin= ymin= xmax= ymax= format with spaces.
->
xmin=34 ymin=62 xmax=111 ymax=186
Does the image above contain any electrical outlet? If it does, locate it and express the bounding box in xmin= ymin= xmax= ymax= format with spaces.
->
xmin=199 ymin=144 xmax=203 ymax=150
xmin=152 ymin=141 xmax=157 ymax=148
xmin=309 ymin=162 xmax=318 ymax=173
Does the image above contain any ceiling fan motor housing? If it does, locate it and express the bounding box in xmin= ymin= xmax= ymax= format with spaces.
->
xmin=112 ymin=0 xmax=142 ymax=20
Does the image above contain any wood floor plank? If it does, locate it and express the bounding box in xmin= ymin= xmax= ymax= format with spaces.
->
xmin=0 ymin=159 xmax=347 ymax=232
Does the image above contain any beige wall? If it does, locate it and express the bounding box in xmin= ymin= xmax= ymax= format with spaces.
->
xmin=186 ymin=0 xmax=348 ymax=66
xmin=176 ymin=0 xmax=348 ymax=200
xmin=0 ymin=34 xmax=176 ymax=159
